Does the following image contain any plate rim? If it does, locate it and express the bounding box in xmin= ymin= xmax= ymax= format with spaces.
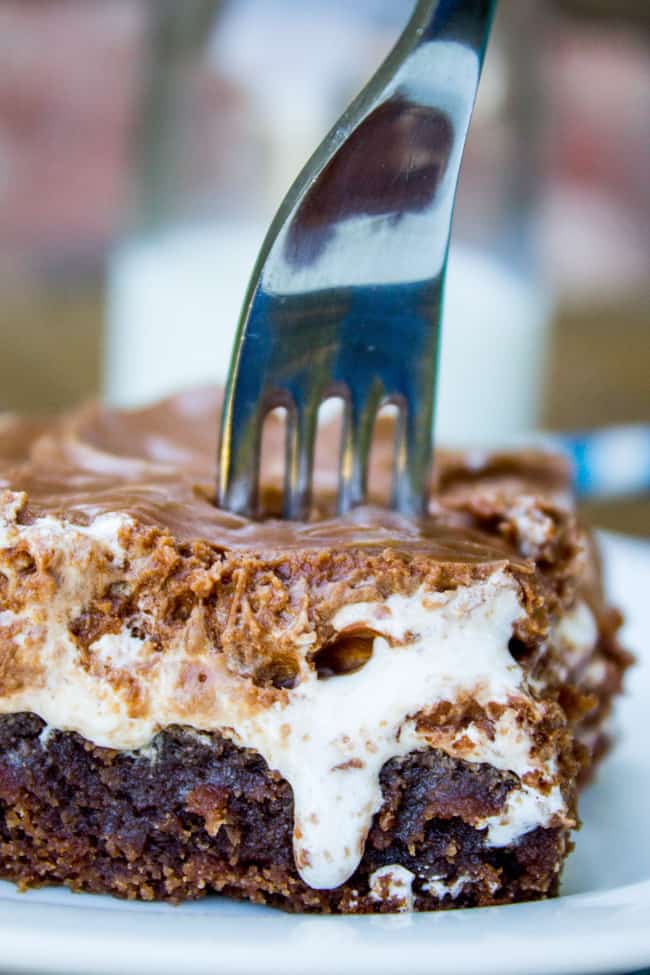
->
xmin=1 ymin=878 xmax=649 ymax=975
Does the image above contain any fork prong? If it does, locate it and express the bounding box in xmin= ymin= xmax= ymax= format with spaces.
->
xmin=338 ymin=387 xmax=383 ymax=514
xmin=218 ymin=394 xmax=264 ymax=519
xmin=391 ymin=391 xmax=434 ymax=518
xmin=284 ymin=401 xmax=320 ymax=521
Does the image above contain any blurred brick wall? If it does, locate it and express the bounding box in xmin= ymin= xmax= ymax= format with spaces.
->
xmin=0 ymin=0 xmax=145 ymax=270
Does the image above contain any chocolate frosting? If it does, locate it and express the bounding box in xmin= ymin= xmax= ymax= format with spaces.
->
xmin=0 ymin=388 xmax=569 ymax=566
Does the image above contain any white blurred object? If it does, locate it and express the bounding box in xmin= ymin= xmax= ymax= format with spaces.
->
xmin=107 ymin=226 xmax=549 ymax=447
xmin=107 ymin=222 xmax=264 ymax=406
xmin=436 ymin=249 xmax=549 ymax=445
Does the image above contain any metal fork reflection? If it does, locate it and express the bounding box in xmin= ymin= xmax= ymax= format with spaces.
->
xmin=218 ymin=0 xmax=497 ymax=520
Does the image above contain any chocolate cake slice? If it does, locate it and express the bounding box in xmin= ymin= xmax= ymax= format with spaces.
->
xmin=0 ymin=390 xmax=631 ymax=912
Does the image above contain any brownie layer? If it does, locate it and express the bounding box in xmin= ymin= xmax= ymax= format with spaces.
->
xmin=0 ymin=715 xmax=569 ymax=913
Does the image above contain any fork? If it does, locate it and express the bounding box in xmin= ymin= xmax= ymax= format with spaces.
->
xmin=218 ymin=0 xmax=497 ymax=520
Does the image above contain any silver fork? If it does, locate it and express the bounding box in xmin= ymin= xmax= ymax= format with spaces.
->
xmin=218 ymin=0 xmax=497 ymax=520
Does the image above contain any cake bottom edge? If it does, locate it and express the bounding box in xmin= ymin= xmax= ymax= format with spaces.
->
xmin=0 ymin=714 xmax=575 ymax=914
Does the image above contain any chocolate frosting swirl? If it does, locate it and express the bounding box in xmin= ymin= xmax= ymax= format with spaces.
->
xmin=0 ymin=388 xmax=570 ymax=566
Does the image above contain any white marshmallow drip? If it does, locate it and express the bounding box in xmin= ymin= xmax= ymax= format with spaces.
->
xmin=369 ymin=865 xmax=415 ymax=911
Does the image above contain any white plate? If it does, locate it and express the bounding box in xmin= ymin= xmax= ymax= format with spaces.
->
xmin=1 ymin=533 xmax=649 ymax=975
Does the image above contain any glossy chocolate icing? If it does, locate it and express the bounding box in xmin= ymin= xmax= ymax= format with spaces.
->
xmin=0 ymin=388 xmax=568 ymax=566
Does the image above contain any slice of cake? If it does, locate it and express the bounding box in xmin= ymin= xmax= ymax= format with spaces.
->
xmin=0 ymin=390 xmax=631 ymax=912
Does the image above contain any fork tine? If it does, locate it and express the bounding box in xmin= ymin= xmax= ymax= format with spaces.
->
xmin=338 ymin=386 xmax=383 ymax=514
xmin=218 ymin=391 xmax=264 ymax=518
xmin=391 ymin=390 xmax=434 ymax=518
xmin=284 ymin=400 xmax=319 ymax=521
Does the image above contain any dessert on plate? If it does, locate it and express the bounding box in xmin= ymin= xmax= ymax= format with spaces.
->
xmin=0 ymin=389 xmax=631 ymax=912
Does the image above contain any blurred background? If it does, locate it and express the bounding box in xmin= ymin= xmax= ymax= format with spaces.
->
xmin=0 ymin=0 xmax=648 ymax=534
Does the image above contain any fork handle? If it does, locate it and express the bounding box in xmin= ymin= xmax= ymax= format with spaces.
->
xmin=411 ymin=0 xmax=497 ymax=47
